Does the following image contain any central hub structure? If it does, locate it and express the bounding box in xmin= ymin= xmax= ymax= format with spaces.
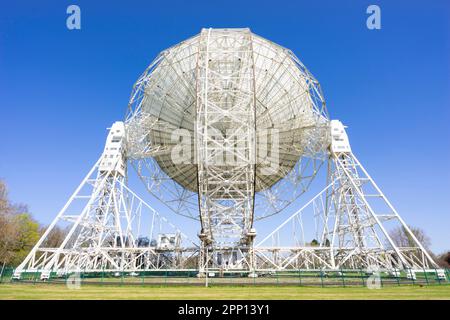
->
xmin=125 ymin=28 xmax=328 ymax=271
xmin=196 ymin=29 xmax=257 ymax=250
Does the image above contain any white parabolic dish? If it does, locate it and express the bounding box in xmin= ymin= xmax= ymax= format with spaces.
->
xmin=126 ymin=28 xmax=329 ymax=195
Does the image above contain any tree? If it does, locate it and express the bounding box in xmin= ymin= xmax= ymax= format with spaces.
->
xmin=388 ymin=226 xmax=431 ymax=249
xmin=0 ymin=180 xmax=18 ymax=266
xmin=8 ymin=213 xmax=40 ymax=266
xmin=0 ymin=181 xmax=8 ymax=213
xmin=0 ymin=180 xmax=40 ymax=267
xmin=436 ymin=252 xmax=450 ymax=268
xmin=40 ymin=224 xmax=68 ymax=248
xmin=0 ymin=210 xmax=17 ymax=266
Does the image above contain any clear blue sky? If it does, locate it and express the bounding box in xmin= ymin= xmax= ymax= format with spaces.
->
xmin=0 ymin=1 xmax=449 ymax=253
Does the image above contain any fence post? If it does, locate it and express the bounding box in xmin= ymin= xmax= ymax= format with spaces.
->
xmin=423 ymin=267 xmax=429 ymax=285
xmin=359 ymin=268 xmax=365 ymax=287
xmin=320 ymin=270 xmax=324 ymax=288
xmin=379 ymin=270 xmax=383 ymax=288
xmin=0 ymin=263 xmax=5 ymax=283
xmin=395 ymin=270 xmax=400 ymax=286
xmin=409 ymin=269 xmax=415 ymax=286
xmin=340 ymin=269 xmax=345 ymax=288
xmin=298 ymin=269 xmax=302 ymax=286
xmin=48 ymin=269 xmax=52 ymax=284
xmin=165 ymin=270 xmax=168 ymax=286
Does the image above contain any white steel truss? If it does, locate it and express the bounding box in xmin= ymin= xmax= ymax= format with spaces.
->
xmin=13 ymin=29 xmax=440 ymax=279
xmin=195 ymin=29 xmax=257 ymax=272
xmin=255 ymin=120 xmax=437 ymax=271
xmin=14 ymin=122 xmax=197 ymax=279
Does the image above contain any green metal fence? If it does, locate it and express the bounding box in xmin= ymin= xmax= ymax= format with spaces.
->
xmin=2 ymin=267 xmax=449 ymax=287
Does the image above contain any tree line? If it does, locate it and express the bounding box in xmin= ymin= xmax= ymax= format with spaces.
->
xmin=0 ymin=180 xmax=67 ymax=268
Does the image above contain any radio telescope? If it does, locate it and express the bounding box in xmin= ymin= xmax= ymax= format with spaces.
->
xmin=15 ymin=28 xmax=437 ymax=279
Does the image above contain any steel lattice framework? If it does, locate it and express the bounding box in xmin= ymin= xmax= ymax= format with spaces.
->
xmin=14 ymin=28 xmax=440 ymax=280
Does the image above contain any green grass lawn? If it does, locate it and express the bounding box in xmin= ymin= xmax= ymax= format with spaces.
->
xmin=0 ymin=283 xmax=449 ymax=300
